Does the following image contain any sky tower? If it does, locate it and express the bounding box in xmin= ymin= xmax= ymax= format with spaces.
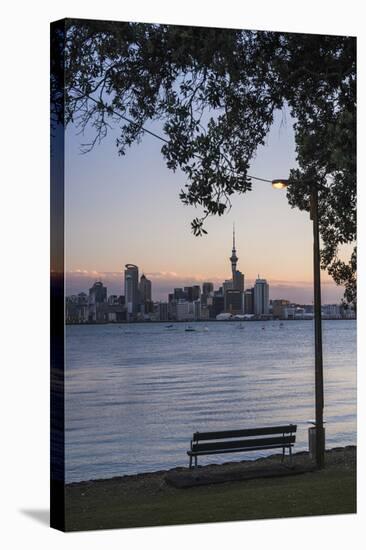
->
xmin=230 ymin=224 xmax=238 ymax=279
xmin=229 ymin=224 xmax=244 ymax=293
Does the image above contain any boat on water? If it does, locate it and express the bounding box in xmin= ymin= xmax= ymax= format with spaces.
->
xmin=203 ymin=326 xmax=209 ymax=332
xmin=165 ymin=324 xmax=173 ymax=328
xmin=185 ymin=325 xmax=196 ymax=332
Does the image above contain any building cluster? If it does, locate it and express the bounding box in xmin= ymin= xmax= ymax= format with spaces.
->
xmin=65 ymin=229 xmax=356 ymax=323
xmin=269 ymin=300 xmax=354 ymax=320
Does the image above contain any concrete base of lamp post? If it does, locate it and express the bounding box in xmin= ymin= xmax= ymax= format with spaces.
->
xmin=308 ymin=426 xmax=326 ymax=462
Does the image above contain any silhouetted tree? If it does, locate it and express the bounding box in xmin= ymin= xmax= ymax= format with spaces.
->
xmin=62 ymin=20 xmax=356 ymax=304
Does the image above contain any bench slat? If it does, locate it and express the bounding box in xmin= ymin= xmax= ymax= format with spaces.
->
xmin=193 ymin=425 xmax=297 ymax=442
xmin=192 ymin=435 xmax=296 ymax=453
xmin=188 ymin=442 xmax=294 ymax=456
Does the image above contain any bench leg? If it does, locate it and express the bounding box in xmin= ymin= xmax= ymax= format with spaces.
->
xmin=195 ymin=455 xmax=198 ymax=468
xmin=189 ymin=455 xmax=192 ymax=469
xmin=281 ymin=446 xmax=285 ymax=463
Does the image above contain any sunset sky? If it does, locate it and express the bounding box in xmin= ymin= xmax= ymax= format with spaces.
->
xmin=65 ymin=107 xmax=351 ymax=304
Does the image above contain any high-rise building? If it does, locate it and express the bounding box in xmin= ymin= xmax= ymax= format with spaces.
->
xmin=200 ymin=304 xmax=210 ymax=320
xmin=181 ymin=285 xmax=201 ymax=302
xmin=223 ymin=279 xmax=233 ymax=294
xmin=139 ymin=274 xmax=152 ymax=302
xmin=244 ymin=288 xmax=254 ymax=314
xmin=233 ymin=270 xmax=244 ymax=292
xmin=254 ymin=276 xmax=269 ymax=315
xmin=88 ymin=281 xmax=108 ymax=322
xmin=156 ymin=302 xmax=169 ymax=321
xmin=211 ymin=295 xmax=225 ymax=318
xmin=201 ymin=282 xmax=214 ymax=306
xmin=89 ymin=281 xmax=107 ymax=304
xmin=124 ymin=264 xmax=139 ymax=319
xmin=193 ymin=299 xmax=201 ymax=320
xmin=174 ymin=288 xmax=186 ymax=300
xmin=225 ymin=289 xmax=244 ymax=314
xmin=184 ymin=286 xmax=193 ymax=301
xmin=202 ymin=282 xmax=214 ymax=297
xmin=192 ymin=285 xmax=201 ymax=302
xmin=139 ymin=273 xmax=152 ymax=314
xmin=168 ymin=299 xmax=178 ymax=320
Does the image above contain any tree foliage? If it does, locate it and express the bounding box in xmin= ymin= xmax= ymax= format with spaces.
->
xmin=61 ymin=19 xmax=356 ymax=304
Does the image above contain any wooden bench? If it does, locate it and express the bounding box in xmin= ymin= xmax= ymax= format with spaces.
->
xmin=187 ymin=424 xmax=297 ymax=468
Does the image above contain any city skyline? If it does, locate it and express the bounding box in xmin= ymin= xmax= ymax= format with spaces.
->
xmin=65 ymin=224 xmax=346 ymax=304
xmin=65 ymin=270 xmax=346 ymax=305
xmin=66 ymin=241 xmax=356 ymax=324
xmin=65 ymin=226 xmax=348 ymax=307
xmin=66 ymin=269 xmax=354 ymax=325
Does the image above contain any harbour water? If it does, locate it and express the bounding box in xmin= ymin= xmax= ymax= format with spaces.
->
xmin=65 ymin=320 xmax=356 ymax=482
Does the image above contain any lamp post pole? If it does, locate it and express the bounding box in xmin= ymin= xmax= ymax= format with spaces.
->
xmin=310 ymin=184 xmax=325 ymax=469
xmin=272 ymin=178 xmax=325 ymax=468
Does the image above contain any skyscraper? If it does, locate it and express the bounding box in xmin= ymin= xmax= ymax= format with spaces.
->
xmin=192 ymin=285 xmax=201 ymax=301
xmin=89 ymin=281 xmax=107 ymax=304
xmin=211 ymin=295 xmax=225 ymax=318
xmin=174 ymin=288 xmax=186 ymax=300
xmin=244 ymin=288 xmax=254 ymax=314
xmin=139 ymin=273 xmax=152 ymax=314
xmin=225 ymin=289 xmax=244 ymax=315
xmin=124 ymin=264 xmax=139 ymax=319
xmin=202 ymin=282 xmax=214 ymax=297
xmin=223 ymin=279 xmax=233 ymax=294
xmin=233 ymin=270 xmax=244 ymax=292
xmin=88 ymin=281 xmax=107 ymax=322
xmin=139 ymin=273 xmax=152 ymax=302
xmin=201 ymin=282 xmax=214 ymax=306
xmin=254 ymin=276 xmax=269 ymax=315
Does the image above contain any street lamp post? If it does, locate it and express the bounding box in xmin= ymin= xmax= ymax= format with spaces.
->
xmin=272 ymin=179 xmax=325 ymax=469
xmin=310 ymin=184 xmax=325 ymax=469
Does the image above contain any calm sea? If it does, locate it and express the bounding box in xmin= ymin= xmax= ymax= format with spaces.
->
xmin=65 ymin=320 xmax=356 ymax=482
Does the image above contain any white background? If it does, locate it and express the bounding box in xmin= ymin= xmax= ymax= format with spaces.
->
xmin=0 ymin=1 xmax=364 ymax=548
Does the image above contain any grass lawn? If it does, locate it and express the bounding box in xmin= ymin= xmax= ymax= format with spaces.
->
xmin=64 ymin=448 xmax=356 ymax=531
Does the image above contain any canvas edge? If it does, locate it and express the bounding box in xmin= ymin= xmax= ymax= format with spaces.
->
xmin=50 ymin=18 xmax=66 ymax=532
